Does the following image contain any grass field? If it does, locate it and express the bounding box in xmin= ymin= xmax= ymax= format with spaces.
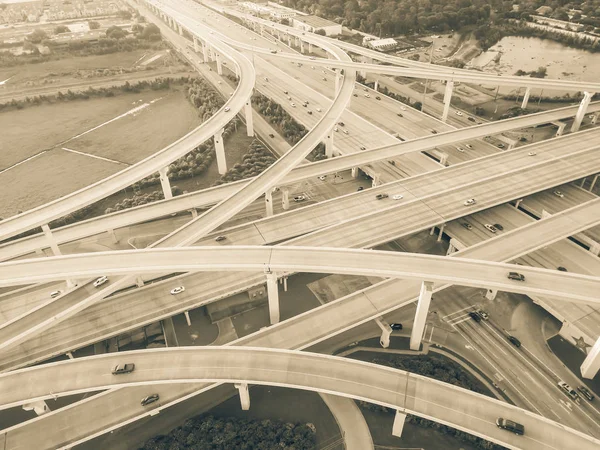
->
xmin=0 ymin=149 xmax=120 ymax=218
xmin=68 ymin=87 xmax=200 ymax=164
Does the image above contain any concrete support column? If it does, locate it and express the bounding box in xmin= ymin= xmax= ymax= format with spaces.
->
xmin=22 ymin=400 xmax=50 ymax=416
xmin=308 ymin=42 xmax=312 ymax=53
xmin=41 ymin=224 xmax=61 ymax=256
xmin=486 ymin=289 xmax=498 ymax=301
xmin=438 ymin=152 xmax=448 ymax=166
xmin=159 ymin=167 xmax=173 ymax=200
xmin=325 ymin=131 xmax=334 ymax=158
xmin=234 ymin=383 xmax=251 ymax=410
xmin=554 ymin=121 xmax=566 ymax=136
xmin=213 ymin=129 xmax=227 ymax=174
xmin=189 ymin=209 xmax=198 ymax=219
xmin=202 ymin=41 xmax=208 ymax=63
xmin=446 ymin=243 xmax=456 ymax=256
xmin=335 ymin=72 xmax=341 ymax=93
xmin=178 ymin=24 xmax=183 ymax=36
xmin=441 ymin=80 xmax=454 ymax=123
xmin=374 ymin=80 xmax=379 ymax=92
xmin=300 ymin=40 xmax=304 ymax=53
xmin=136 ymin=276 xmax=145 ymax=287
xmin=193 ymin=37 xmax=199 ymax=53
xmin=589 ymin=242 xmax=600 ymax=256
xmin=107 ymin=228 xmax=118 ymax=244
xmin=375 ymin=318 xmax=392 ymax=349
xmin=580 ymin=177 xmax=587 ymax=188
xmin=66 ymin=351 xmax=74 ymax=359
xmin=409 ymin=281 xmax=434 ymax=351
xmin=351 ymin=167 xmax=359 ymax=178
xmin=392 ymin=411 xmax=407 ymax=437
xmin=215 ymin=53 xmax=223 ymax=75
xmin=266 ymin=271 xmax=279 ymax=324
xmin=437 ymin=223 xmax=445 ymax=242
xmin=429 ymin=226 xmax=435 ymax=236
xmin=283 ymin=276 xmax=288 ymax=292
xmin=591 ymin=112 xmax=599 ymax=124
xmin=281 ymin=188 xmax=290 ymax=210
xmin=184 ymin=311 xmax=192 ymax=326
xmin=245 ymin=99 xmax=254 ymax=137
xmin=571 ymin=91 xmax=592 ymax=132
xmin=589 ymin=174 xmax=598 ymax=191
xmin=371 ymin=175 xmax=381 ymax=187
xmin=287 ymin=35 xmax=291 ymax=46
xmin=521 ymin=87 xmax=531 ymax=109
xmin=581 ymin=337 xmax=600 ymax=379
xmin=265 ymin=188 xmax=274 ymax=217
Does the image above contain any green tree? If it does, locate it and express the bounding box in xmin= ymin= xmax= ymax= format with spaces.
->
xmin=88 ymin=20 xmax=100 ymax=30
xmin=54 ymin=25 xmax=69 ymax=34
xmin=27 ymin=29 xmax=47 ymax=44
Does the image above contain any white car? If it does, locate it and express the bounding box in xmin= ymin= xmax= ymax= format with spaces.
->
xmin=455 ymin=111 xmax=463 ymax=116
xmin=224 ymin=107 xmax=230 ymax=112
xmin=334 ymin=127 xmax=339 ymax=132
xmin=290 ymin=102 xmax=296 ymax=107
xmin=50 ymin=290 xmax=62 ymax=298
xmin=553 ymin=190 xmax=565 ymax=198
xmin=392 ymin=194 xmax=404 ymax=200
xmin=318 ymin=175 xmax=326 ymax=181
xmin=364 ymin=93 xmax=370 ymax=98
xmin=316 ymin=108 xmax=322 ymax=112
xmin=343 ymin=129 xmax=349 ymax=135
xmin=465 ymin=144 xmax=473 ymax=149
xmin=463 ymin=198 xmax=476 ymax=206
xmin=293 ymin=195 xmax=305 ymax=202
xmin=457 ymin=147 xmax=465 ymax=153
xmin=309 ymin=56 xmax=316 ymax=60
xmin=400 ymin=106 xmax=407 ymax=111
xmin=484 ymin=224 xmax=497 ymax=233
xmin=93 ymin=276 xmax=108 ymax=288
xmin=528 ymin=151 xmax=537 ymax=156
xmin=170 ymin=286 xmax=185 ymax=295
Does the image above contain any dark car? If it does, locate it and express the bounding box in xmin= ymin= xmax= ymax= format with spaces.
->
xmin=357 ymin=186 xmax=364 ymax=191
xmin=375 ymin=193 xmax=389 ymax=200
xmin=508 ymin=272 xmax=525 ymax=282
xmin=269 ymin=133 xmax=275 ymax=138
xmin=431 ymin=130 xmax=438 ymax=134
xmin=375 ymin=96 xmax=381 ymax=100
xmin=508 ymin=335 xmax=521 ymax=347
xmin=578 ymin=385 xmax=595 ymax=401
xmin=353 ymin=93 xmax=358 ymax=97
xmin=112 ymin=363 xmax=135 ymax=375
xmin=390 ymin=323 xmax=403 ymax=330
xmin=215 ymin=236 xmax=227 ymax=242
xmin=468 ymin=311 xmax=481 ymax=322
xmin=461 ymin=222 xmax=473 ymax=230
xmin=397 ymin=113 xmax=403 ymax=117
xmin=496 ymin=418 xmax=525 ymax=435
xmin=468 ymin=117 xmax=476 ymax=122
xmin=338 ymin=122 xmax=345 ymax=126
xmin=493 ymin=223 xmax=504 ymax=231
xmin=141 ymin=394 xmax=160 ymax=406
xmin=557 ymin=266 xmax=568 ymax=272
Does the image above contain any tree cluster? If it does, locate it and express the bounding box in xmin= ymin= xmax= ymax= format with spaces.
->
xmin=514 ymin=66 xmax=547 ymax=78
xmin=104 ymin=186 xmax=182 ymax=214
xmin=138 ymin=415 xmax=316 ymax=450
xmin=213 ymin=140 xmax=277 ymax=186
xmin=282 ymin=0 xmax=497 ymax=36
xmin=0 ymin=77 xmax=189 ymax=113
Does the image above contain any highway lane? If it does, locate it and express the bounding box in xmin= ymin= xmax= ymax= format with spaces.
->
xmin=1 ymin=146 xmax=598 ymax=372
xmin=0 ymin=248 xmax=598 ymax=303
xmin=0 ymin=15 xmax=256 ymax=243
xmin=2 ymin=347 xmax=600 ymax=450
xmin=4 ymin=200 xmax=598 ymax=449
xmin=0 ymin=102 xmax=598 ymax=263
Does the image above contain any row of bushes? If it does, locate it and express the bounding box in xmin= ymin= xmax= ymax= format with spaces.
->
xmin=213 ymin=140 xmax=277 ymax=186
xmin=251 ymin=92 xmax=326 ymax=161
xmin=356 ymin=74 xmax=422 ymax=110
xmin=139 ymin=415 xmax=316 ymax=450
xmin=502 ymin=92 xmax=592 ymax=104
xmin=0 ymin=77 xmax=190 ymax=113
xmin=104 ymin=187 xmax=182 ymax=215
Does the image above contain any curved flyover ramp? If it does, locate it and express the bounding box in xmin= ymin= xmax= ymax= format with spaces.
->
xmin=0 ymin=347 xmax=598 ymax=450
xmin=0 ymin=247 xmax=597 ymax=304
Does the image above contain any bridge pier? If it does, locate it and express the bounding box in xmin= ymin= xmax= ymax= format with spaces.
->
xmin=158 ymin=167 xmax=173 ymax=200
xmin=265 ymin=188 xmax=274 ymax=216
xmin=201 ymin=41 xmax=208 ymax=63
xmin=184 ymin=310 xmax=192 ymax=326
xmin=437 ymin=223 xmax=445 ymax=242
xmin=351 ymin=167 xmax=359 ymax=178
xmin=308 ymin=42 xmax=312 ymax=53
xmin=334 ymin=72 xmax=341 ymax=93
xmin=193 ymin=37 xmax=199 ymax=53
xmin=106 ymin=228 xmax=118 ymax=244
xmin=552 ymin=121 xmax=566 ymax=137
xmin=589 ymin=242 xmax=600 ymax=256
xmin=325 ymin=131 xmax=334 ymax=158
xmin=591 ymin=112 xmax=599 ymax=124
xmin=300 ymin=40 xmax=304 ymax=53
xmin=589 ymin=174 xmax=598 ymax=191
xmin=374 ymin=80 xmax=378 ymax=92
xmin=571 ymin=91 xmax=592 ymax=132
xmin=287 ymin=35 xmax=292 ymax=46
xmin=281 ymin=188 xmax=290 ymax=210
xmin=409 ymin=281 xmax=434 ymax=350
xmin=245 ymin=99 xmax=254 ymax=137
xmin=235 ymin=383 xmax=251 ymax=410
xmin=441 ymin=80 xmax=454 ymax=123
xmin=266 ymin=271 xmax=279 ymax=324
xmin=581 ymin=337 xmax=600 ymax=379
xmin=215 ymin=53 xmax=223 ymax=75
xmin=178 ymin=24 xmax=183 ymax=36
xmin=521 ymin=87 xmax=531 ymax=109
xmin=213 ymin=129 xmax=227 ymax=174
xmin=392 ymin=410 xmax=407 ymax=437
xmin=486 ymin=289 xmax=498 ymax=301
xmin=22 ymin=400 xmax=50 ymax=416
xmin=371 ymin=174 xmax=381 ymax=187
xmin=41 ymin=224 xmax=61 ymax=257
xmin=374 ymin=318 xmax=392 ymax=348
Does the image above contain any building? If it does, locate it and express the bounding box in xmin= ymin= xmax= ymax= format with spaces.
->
xmin=270 ymin=9 xmax=295 ymax=21
xmin=368 ymin=37 xmax=398 ymax=52
xmin=291 ymin=15 xmax=341 ymax=36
